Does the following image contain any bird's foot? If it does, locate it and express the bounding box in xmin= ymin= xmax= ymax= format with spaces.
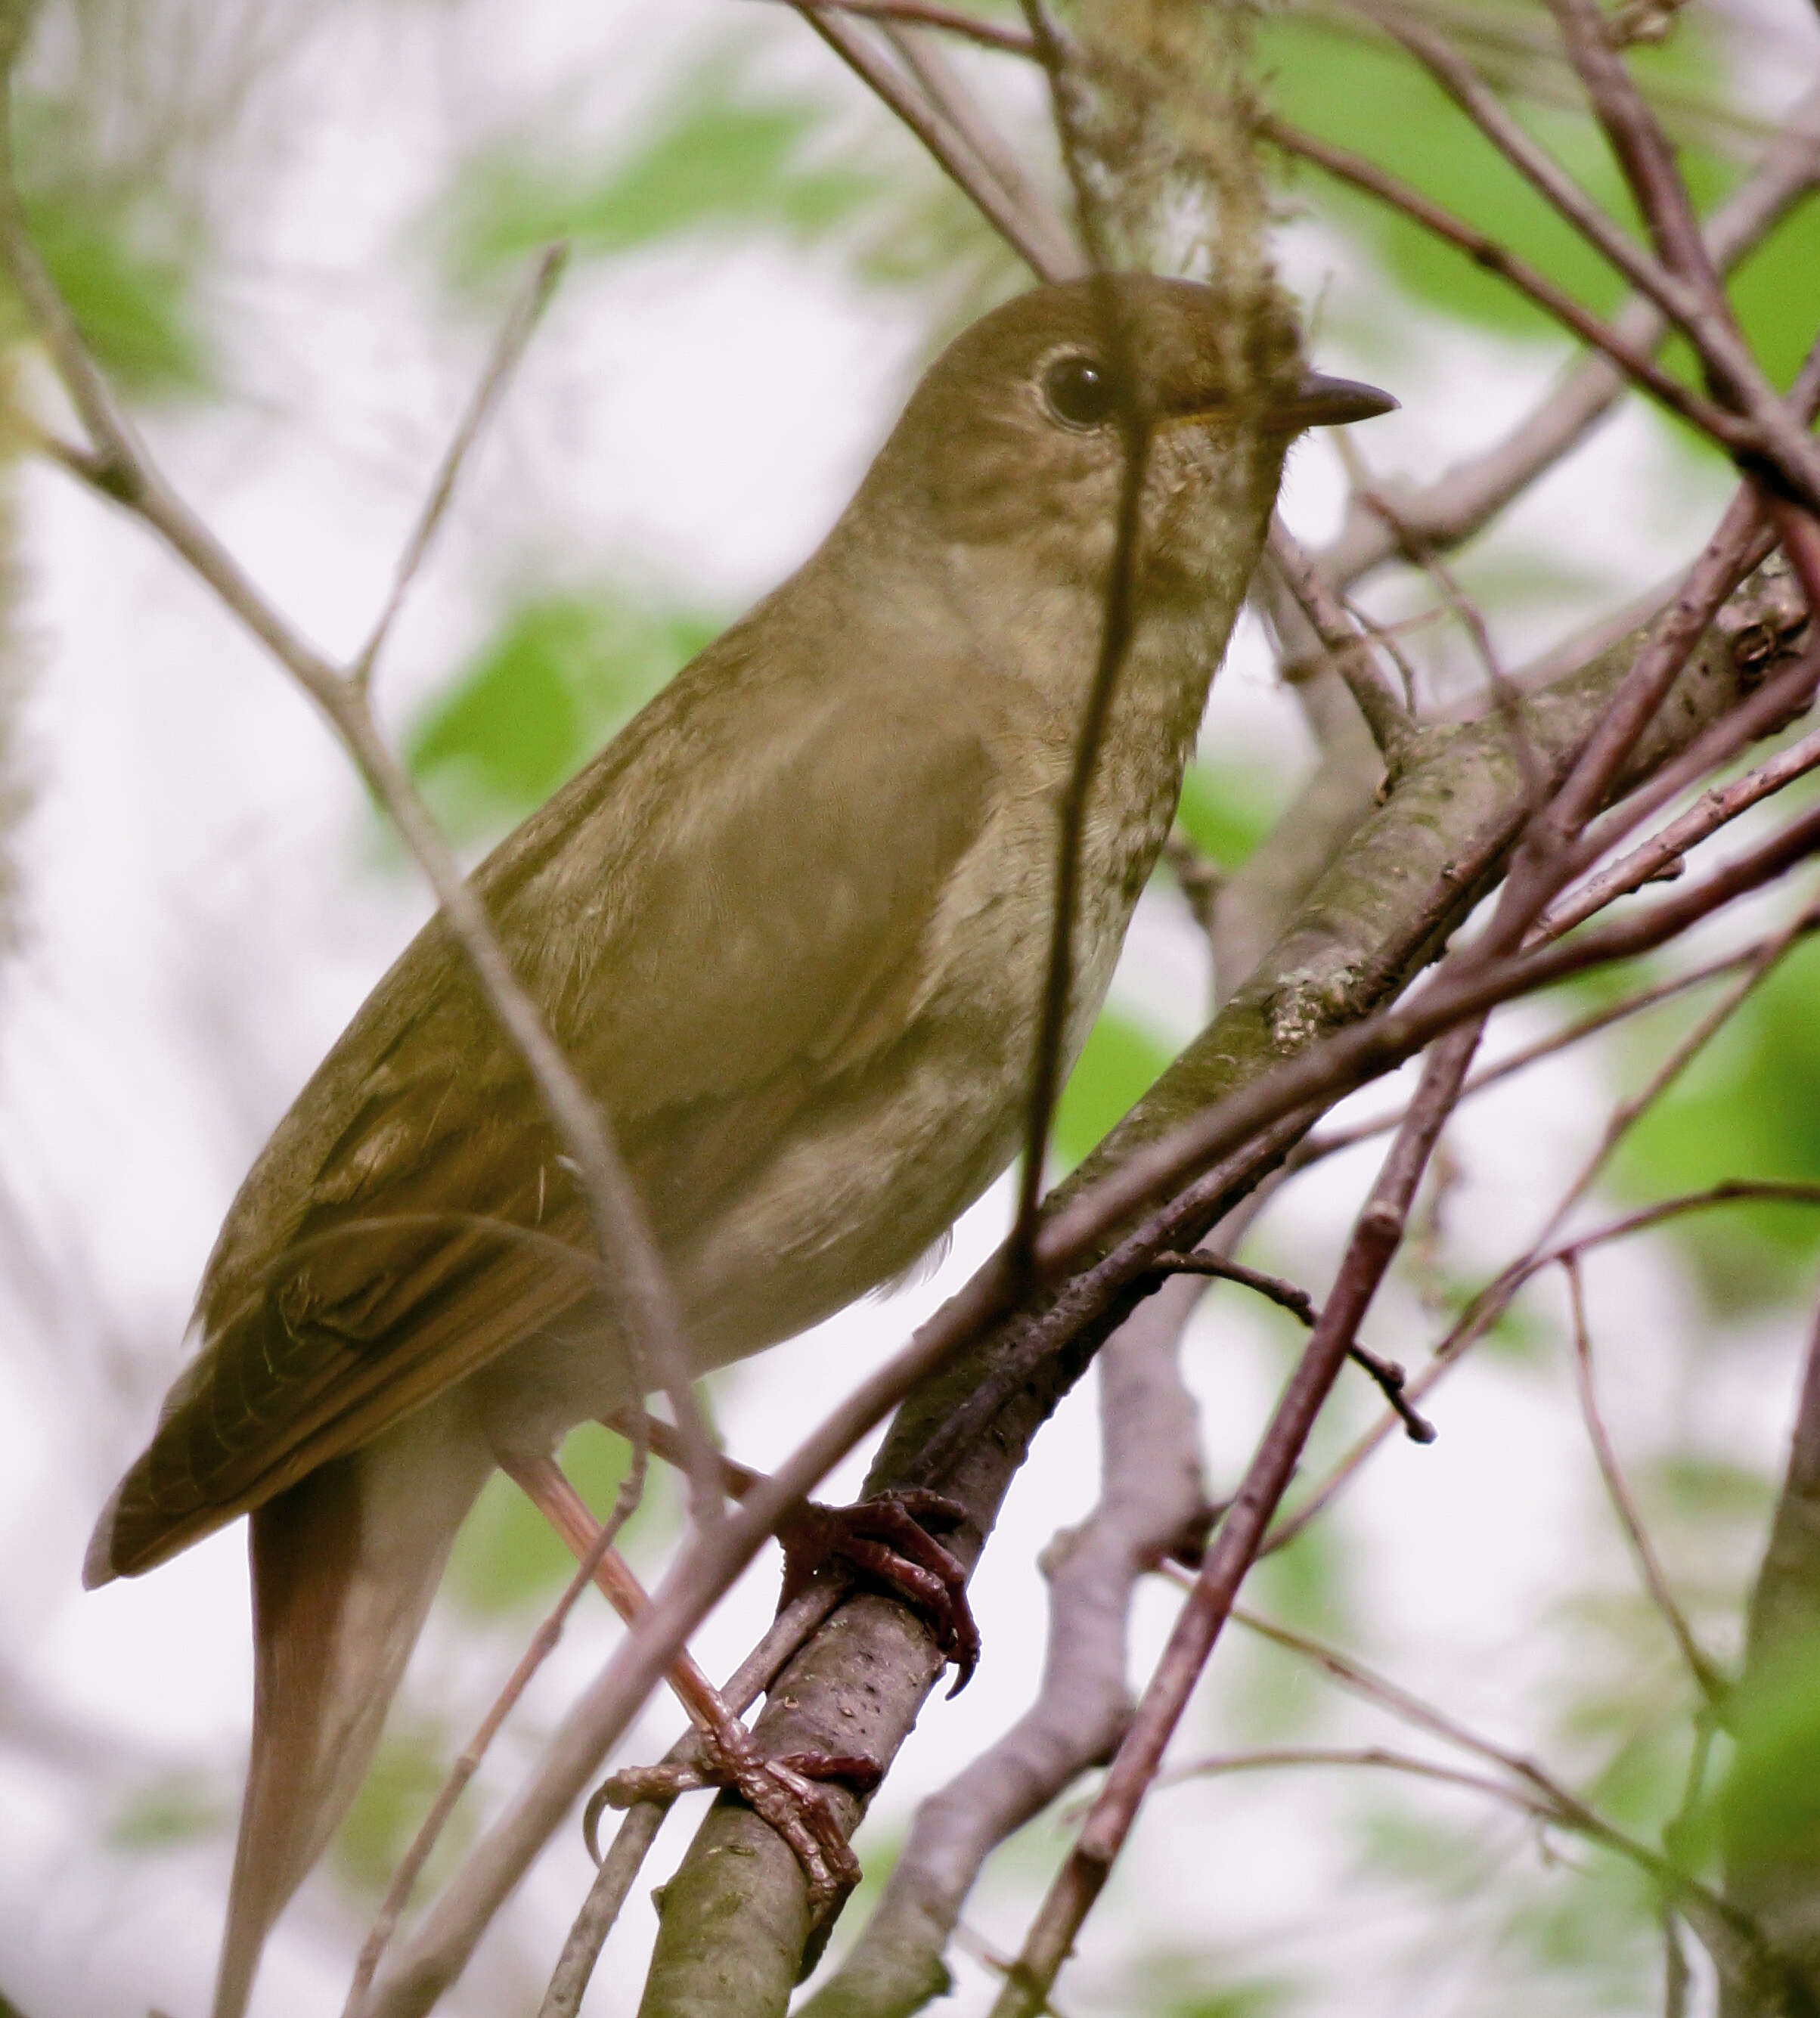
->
xmin=777 ymin=1489 xmax=981 ymax=1695
xmin=594 ymin=1732 xmax=882 ymax=1914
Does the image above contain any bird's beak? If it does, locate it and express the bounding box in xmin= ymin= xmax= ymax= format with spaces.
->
xmin=1276 ymin=370 xmax=1398 ymax=431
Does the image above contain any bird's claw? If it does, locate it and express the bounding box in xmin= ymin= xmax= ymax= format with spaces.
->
xmin=594 ymin=1731 xmax=882 ymax=1916
xmin=777 ymin=1488 xmax=981 ymax=1695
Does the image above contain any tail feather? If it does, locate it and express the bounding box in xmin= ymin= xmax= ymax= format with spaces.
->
xmin=212 ymin=1403 xmax=490 ymax=2018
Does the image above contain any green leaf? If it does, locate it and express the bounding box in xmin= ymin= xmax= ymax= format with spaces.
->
xmin=2 ymin=95 xmax=215 ymax=398
xmin=331 ymin=1720 xmax=463 ymax=1897
xmin=1053 ymin=1005 xmax=1174 ymax=1167
xmin=107 ymin=1771 xmax=227 ymax=1852
xmin=439 ymin=53 xmax=884 ymax=290
xmin=405 ymin=585 xmax=720 ymax=839
xmin=1258 ymin=8 xmax=1732 ymax=360
xmin=1177 ymin=759 xmax=1285 ymax=871
xmin=1608 ymin=935 xmax=1820 ymax=1309
xmin=17 ymin=185 xmax=210 ymax=395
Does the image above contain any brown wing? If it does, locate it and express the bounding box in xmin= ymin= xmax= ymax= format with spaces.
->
xmin=90 ymin=637 xmax=995 ymax=1581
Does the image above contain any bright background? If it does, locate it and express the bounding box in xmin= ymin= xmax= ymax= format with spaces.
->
xmin=1 ymin=2 xmax=1818 ymax=2013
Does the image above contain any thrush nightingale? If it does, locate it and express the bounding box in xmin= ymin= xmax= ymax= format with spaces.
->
xmin=84 ymin=273 xmax=1391 ymax=2017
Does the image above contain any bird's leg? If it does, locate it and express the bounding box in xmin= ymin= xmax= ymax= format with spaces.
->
xmin=600 ymin=1412 xmax=981 ymax=1694
xmin=495 ymin=1452 xmax=879 ymax=1912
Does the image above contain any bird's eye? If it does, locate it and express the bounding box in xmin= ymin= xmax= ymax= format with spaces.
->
xmin=1040 ymin=354 xmax=1118 ymax=429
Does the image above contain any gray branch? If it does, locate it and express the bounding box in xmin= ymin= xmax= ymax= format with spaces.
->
xmin=630 ymin=563 xmax=1801 ymax=2018
xmin=797 ymin=1275 xmax=1211 ymax=2018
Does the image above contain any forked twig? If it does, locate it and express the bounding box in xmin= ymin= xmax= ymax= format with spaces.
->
xmin=792 ymin=2 xmax=1077 ymax=280
xmin=1260 ymin=113 xmax=1756 ymax=451
xmin=0 ymin=45 xmax=730 ymax=1525
xmin=1266 ymin=518 xmax=1419 ymax=764
xmin=1561 ymin=1254 xmax=1730 ymax=1712
xmin=994 ymin=1019 xmax=1484 ymax=2013
xmin=350 ymin=243 xmax=569 ymax=691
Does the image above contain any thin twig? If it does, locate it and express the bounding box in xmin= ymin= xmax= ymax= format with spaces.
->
xmin=994 ymin=1021 xmax=1484 ymax=2014
xmin=1271 ymin=906 xmax=1818 ymax=1560
xmin=1342 ymin=0 xmax=1820 ymax=514
xmin=1224 ymin=1605 xmax=1796 ymax=2001
xmin=874 ymin=14 xmax=1081 ymax=277
xmin=1561 ymin=1254 xmax=1730 ymax=1712
xmin=1157 ymin=1742 xmax=1566 ymax=1815
xmin=1043 ymin=757 xmax=1820 ymax=1281
xmin=1541 ymin=718 xmax=1820 ymax=940
xmin=350 ymin=243 xmax=569 ymax=691
xmin=1336 ymin=449 xmax=1548 ymax=804
xmin=1315 ymin=80 xmax=1820 ymax=589
xmin=1260 ymin=113 xmax=1757 ymax=454
xmin=1536 ymin=0 xmax=1820 ymax=618
xmin=1270 ymin=1162 xmax=1820 ymax=1562
xmin=343 ymin=1440 xmax=648 ymax=2017
xmin=1149 ymin=1249 xmax=1316 ymax=1324
xmin=1297 ymin=916 xmax=1820 ymax=1171
xmin=1150 ymin=1248 xmax=1435 ymax=1440
xmin=778 ymin=0 xmax=1038 ymax=56
xmin=791 ymin=3 xmax=1077 ymax=280
xmin=1543 ymin=602 xmax=1818 ymax=916
xmin=1266 ymin=519 xmax=1419 ymax=764
xmin=536 ymin=1582 xmax=847 ymax=2018
xmin=1009 ymin=2 xmax=1151 ymax=1269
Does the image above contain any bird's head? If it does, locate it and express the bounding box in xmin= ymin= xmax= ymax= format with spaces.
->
xmin=851 ymin=273 xmax=1394 ymax=597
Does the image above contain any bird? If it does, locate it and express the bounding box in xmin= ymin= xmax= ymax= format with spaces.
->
xmin=82 ymin=271 xmax=1392 ymax=2018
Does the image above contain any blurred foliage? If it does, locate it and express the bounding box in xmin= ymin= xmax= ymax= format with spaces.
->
xmin=1723 ymin=1626 xmax=1820 ymax=1880
xmin=1260 ymin=4 xmax=1820 ymax=399
xmin=405 ymin=584 xmax=721 ymax=842
xmin=1226 ymin=1543 xmax=1353 ymax=1745
xmin=1177 ymin=758 xmax=1286 ymax=871
xmin=5 ymin=98 xmax=212 ymax=396
xmin=331 ymin=1719 xmax=465 ymax=1898
xmin=446 ymin=1419 xmax=664 ymax=1615
xmin=432 ymin=42 xmax=1022 ymax=327
xmin=1494 ymin=1850 xmax=1660 ymax=2011
xmin=1055 ymin=1005 xmax=1174 ymax=1167
xmin=107 ymin=1768 xmax=228 ymax=1852
xmin=1142 ymin=1967 xmax=1295 ymax=2018
xmin=439 ymin=56 xmax=881 ymax=285
xmin=1608 ymin=935 xmax=1820 ymax=1309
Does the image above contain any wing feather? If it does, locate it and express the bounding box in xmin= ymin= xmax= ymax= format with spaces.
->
xmin=94 ymin=637 xmax=995 ymax=1579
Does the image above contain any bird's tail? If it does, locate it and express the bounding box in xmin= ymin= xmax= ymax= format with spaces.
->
xmin=212 ymin=1405 xmax=490 ymax=2018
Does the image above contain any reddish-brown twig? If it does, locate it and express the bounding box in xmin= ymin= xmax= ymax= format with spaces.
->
xmin=790 ymin=2 xmax=1078 ymax=281
xmin=1298 ymin=917 xmax=1820 ymax=1170
xmin=1260 ymin=114 xmax=1755 ymax=451
xmin=1316 ymin=82 xmax=1820 ymax=591
xmin=992 ymin=1018 xmax=1483 ymax=2013
xmin=777 ymin=0 xmax=1038 ymax=57
xmin=1267 ymin=518 xmax=1420 ymax=763
xmin=343 ymin=1442 xmax=648 ymax=2017
xmin=1542 ymin=718 xmax=1820 ymax=940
